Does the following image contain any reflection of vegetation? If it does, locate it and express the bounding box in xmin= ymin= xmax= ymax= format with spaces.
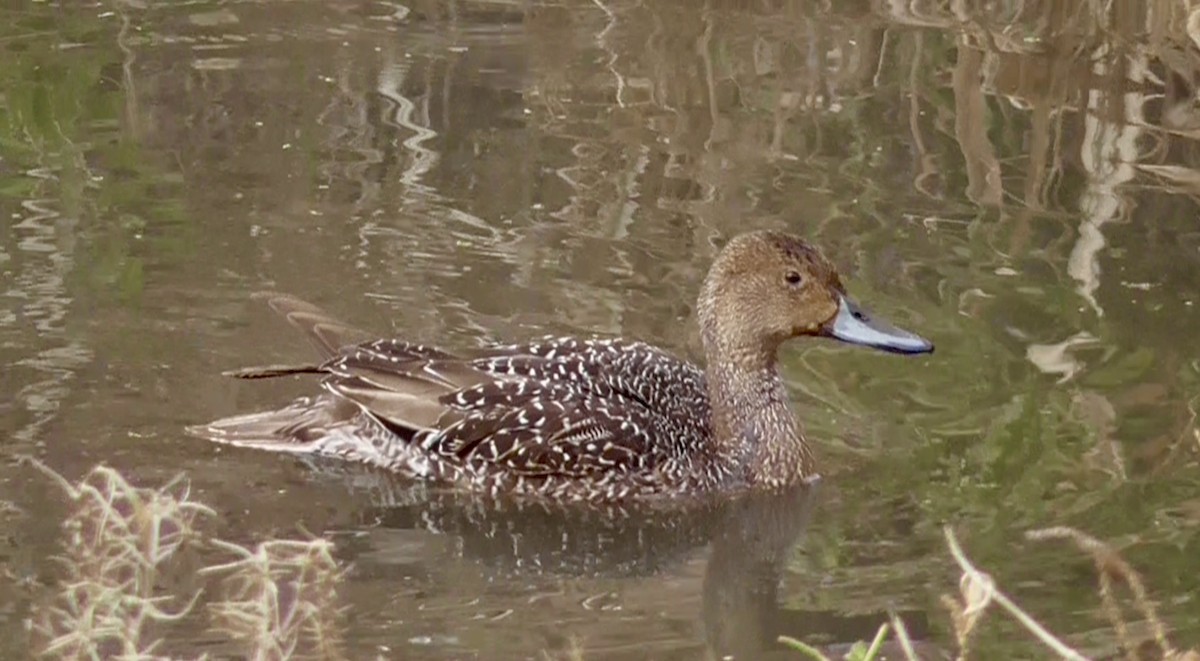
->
xmin=29 ymin=461 xmax=345 ymax=660
xmin=26 ymin=456 xmax=1193 ymax=660
xmin=29 ymin=456 xmax=1190 ymax=659
xmin=0 ymin=4 xmax=191 ymax=305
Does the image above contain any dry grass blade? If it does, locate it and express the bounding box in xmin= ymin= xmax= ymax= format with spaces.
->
xmin=201 ymin=536 xmax=347 ymax=660
xmin=25 ymin=458 xmax=352 ymax=660
xmin=25 ymin=459 xmax=214 ymax=660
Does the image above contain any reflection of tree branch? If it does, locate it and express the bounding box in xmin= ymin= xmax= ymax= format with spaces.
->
xmin=114 ymin=0 xmax=140 ymax=140
xmin=1146 ymin=392 xmax=1200 ymax=479
xmin=591 ymin=0 xmax=627 ymax=108
xmin=699 ymin=0 xmax=720 ymax=150
xmin=907 ymin=31 xmax=941 ymax=199
xmin=952 ymin=38 xmax=1003 ymax=206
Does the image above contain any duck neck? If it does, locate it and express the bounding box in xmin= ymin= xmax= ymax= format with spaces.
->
xmin=699 ymin=320 xmax=814 ymax=488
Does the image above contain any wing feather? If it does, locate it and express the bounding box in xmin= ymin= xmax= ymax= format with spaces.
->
xmin=210 ymin=303 xmax=714 ymax=487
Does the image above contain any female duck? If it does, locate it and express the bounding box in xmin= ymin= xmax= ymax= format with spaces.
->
xmin=189 ymin=231 xmax=932 ymax=502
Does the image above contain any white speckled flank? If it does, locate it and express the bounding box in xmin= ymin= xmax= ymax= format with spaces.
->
xmin=192 ymin=335 xmax=728 ymax=503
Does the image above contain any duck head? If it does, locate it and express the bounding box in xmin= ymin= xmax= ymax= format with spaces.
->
xmin=698 ymin=231 xmax=933 ymax=363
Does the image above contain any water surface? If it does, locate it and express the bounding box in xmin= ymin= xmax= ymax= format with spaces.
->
xmin=3 ymin=1 xmax=1200 ymax=658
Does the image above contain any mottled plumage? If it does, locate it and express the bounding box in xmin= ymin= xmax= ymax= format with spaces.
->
xmin=189 ymin=231 xmax=933 ymax=503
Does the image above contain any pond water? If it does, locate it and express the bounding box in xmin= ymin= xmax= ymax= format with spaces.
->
xmin=3 ymin=1 xmax=1200 ymax=659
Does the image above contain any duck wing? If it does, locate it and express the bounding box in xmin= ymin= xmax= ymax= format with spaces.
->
xmin=193 ymin=297 xmax=714 ymax=484
xmin=320 ymin=339 xmax=702 ymax=478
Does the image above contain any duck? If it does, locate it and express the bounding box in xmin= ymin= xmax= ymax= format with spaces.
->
xmin=187 ymin=230 xmax=933 ymax=503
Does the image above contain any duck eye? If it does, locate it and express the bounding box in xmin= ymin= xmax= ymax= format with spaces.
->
xmin=785 ymin=271 xmax=803 ymax=285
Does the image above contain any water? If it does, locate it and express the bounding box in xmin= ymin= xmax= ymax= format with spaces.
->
xmin=2 ymin=1 xmax=1200 ymax=658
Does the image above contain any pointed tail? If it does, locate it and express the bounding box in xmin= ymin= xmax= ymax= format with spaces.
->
xmin=223 ymin=364 xmax=326 ymax=379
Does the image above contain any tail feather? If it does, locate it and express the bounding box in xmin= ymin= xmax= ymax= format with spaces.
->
xmin=222 ymin=364 xmax=325 ymax=379
xmin=186 ymin=395 xmax=350 ymax=451
xmin=191 ymin=292 xmax=443 ymax=475
xmin=186 ymin=395 xmax=428 ymax=473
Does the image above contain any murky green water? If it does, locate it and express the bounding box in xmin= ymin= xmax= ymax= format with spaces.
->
xmin=3 ymin=1 xmax=1200 ymax=658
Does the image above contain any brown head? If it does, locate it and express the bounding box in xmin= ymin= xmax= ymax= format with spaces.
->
xmin=697 ymin=230 xmax=932 ymax=371
xmin=697 ymin=230 xmax=931 ymax=487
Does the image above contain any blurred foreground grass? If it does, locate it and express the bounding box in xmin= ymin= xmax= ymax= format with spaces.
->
xmin=28 ymin=460 xmax=346 ymax=660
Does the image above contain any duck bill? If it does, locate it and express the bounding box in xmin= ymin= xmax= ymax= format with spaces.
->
xmin=822 ymin=295 xmax=934 ymax=355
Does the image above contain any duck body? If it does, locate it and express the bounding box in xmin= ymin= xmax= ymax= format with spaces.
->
xmin=202 ymin=333 xmax=733 ymax=502
xmin=189 ymin=231 xmax=933 ymax=503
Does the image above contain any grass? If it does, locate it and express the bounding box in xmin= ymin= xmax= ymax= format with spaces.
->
xmin=29 ymin=461 xmax=212 ymax=659
xmin=780 ymin=621 xmax=892 ymax=661
xmin=201 ymin=537 xmax=346 ymax=660
xmin=783 ymin=526 xmax=1200 ymax=661
xmin=26 ymin=459 xmax=346 ymax=660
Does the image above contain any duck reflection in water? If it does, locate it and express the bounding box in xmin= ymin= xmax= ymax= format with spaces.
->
xmin=318 ymin=472 xmax=945 ymax=659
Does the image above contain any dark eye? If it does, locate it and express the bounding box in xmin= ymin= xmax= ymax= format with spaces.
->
xmin=785 ymin=271 xmax=803 ymax=285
